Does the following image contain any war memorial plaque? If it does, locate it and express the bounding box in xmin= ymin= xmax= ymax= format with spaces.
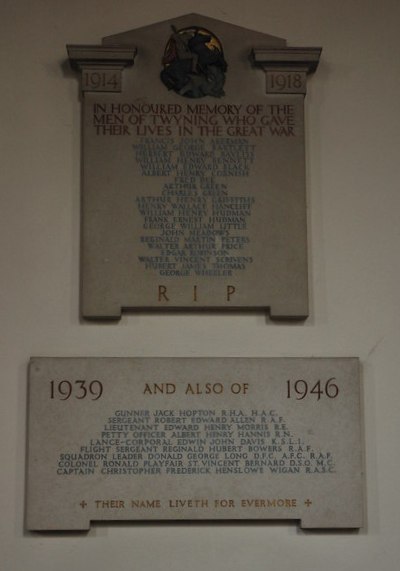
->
xmin=26 ymin=357 xmax=363 ymax=530
xmin=67 ymin=15 xmax=321 ymax=319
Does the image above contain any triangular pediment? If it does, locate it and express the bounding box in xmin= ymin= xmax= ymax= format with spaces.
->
xmin=102 ymin=13 xmax=286 ymax=49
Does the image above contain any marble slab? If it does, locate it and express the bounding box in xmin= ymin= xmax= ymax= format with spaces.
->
xmin=67 ymin=15 xmax=321 ymax=319
xmin=26 ymin=357 xmax=363 ymax=530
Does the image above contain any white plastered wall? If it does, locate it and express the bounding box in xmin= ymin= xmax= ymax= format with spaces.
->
xmin=1 ymin=1 xmax=399 ymax=569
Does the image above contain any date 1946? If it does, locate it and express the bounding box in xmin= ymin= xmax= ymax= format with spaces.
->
xmin=286 ymin=378 xmax=339 ymax=400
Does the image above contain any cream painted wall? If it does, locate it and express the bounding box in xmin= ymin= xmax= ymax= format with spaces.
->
xmin=1 ymin=1 xmax=400 ymax=569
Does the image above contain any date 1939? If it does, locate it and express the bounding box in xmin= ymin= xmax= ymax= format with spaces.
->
xmin=50 ymin=380 xmax=103 ymax=400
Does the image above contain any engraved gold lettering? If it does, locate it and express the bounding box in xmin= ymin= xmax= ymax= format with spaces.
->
xmin=185 ymin=383 xmax=224 ymax=395
xmin=168 ymin=498 xmax=209 ymax=508
xmin=131 ymin=499 xmax=161 ymax=508
xmin=95 ymin=499 xmax=125 ymax=509
xmin=231 ymin=382 xmax=249 ymax=394
xmin=158 ymin=285 xmax=169 ymax=301
xmin=214 ymin=499 xmax=235 ymax=508
xmin=240 ymin=498 xmax=297 ymax=508
xmin=227 ymin=285 xmax=236 ymax=301
xmin=143 ymin=383 xmax=176 ymax=395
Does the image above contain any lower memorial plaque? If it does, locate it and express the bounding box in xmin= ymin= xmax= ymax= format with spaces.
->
xmin=26 ymin=357 xmax=363 ymax=530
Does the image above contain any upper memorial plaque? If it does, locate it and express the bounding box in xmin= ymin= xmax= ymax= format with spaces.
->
xmin=67 ymin=14 xmax=321 ymax=319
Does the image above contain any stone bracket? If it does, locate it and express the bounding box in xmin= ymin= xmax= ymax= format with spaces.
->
xmin=67 ymin=45 xmax=137 ymax=93
xmin=251 ymin=47 xmax=322 ymax=95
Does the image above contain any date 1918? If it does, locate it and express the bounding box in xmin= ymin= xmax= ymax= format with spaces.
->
xmin=286 ymin=378 xmax=339 ymax=400
xmin=50 ymin=380 xmax=103 ymax=400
